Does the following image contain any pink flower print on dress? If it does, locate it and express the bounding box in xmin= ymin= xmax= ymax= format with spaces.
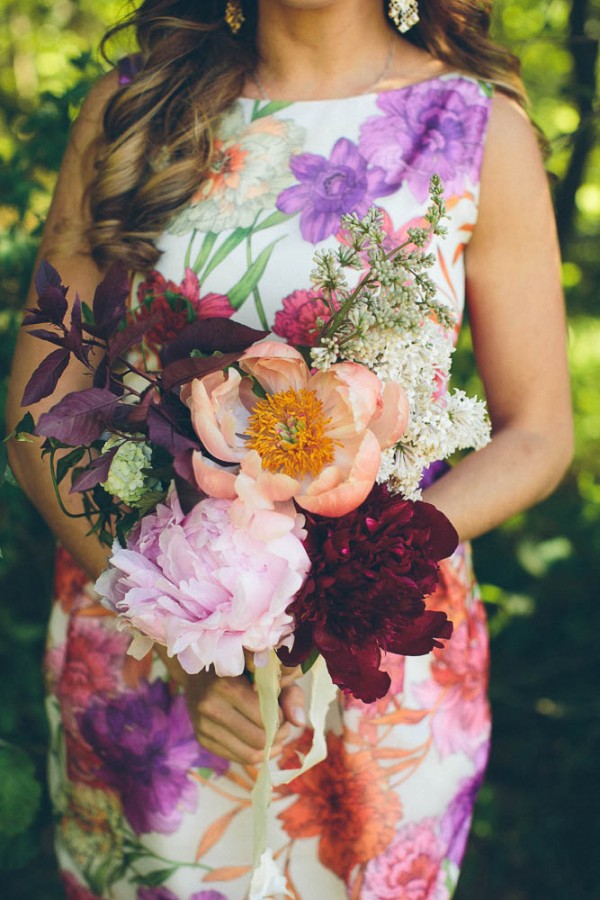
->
xmin=133 ymin=268 xmax=233 ymax=355
xmin=361 ymin=817 xmax=450 ymax=900
xmin=413 ymin=601 xmax=490 ymax=759
xmin=272 ymin=288 xmax=339 ymax=347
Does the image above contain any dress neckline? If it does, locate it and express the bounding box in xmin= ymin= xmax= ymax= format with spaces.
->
xmin=238 ymin=72 xmax=479 ymax=107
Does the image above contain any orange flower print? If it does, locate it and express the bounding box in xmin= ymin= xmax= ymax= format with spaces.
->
xmin=276 ymin=731 xmax=400 ymax=881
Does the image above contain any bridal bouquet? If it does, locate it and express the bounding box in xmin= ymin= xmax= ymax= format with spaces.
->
xmin=14 ymin=176 xmax=490 ymax=897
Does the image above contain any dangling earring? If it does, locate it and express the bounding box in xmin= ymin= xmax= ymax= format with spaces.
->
xmin=388 ymin=0 xmax=420 ymax=34
xmin=225 ymin=0 xmax=245 ymax=34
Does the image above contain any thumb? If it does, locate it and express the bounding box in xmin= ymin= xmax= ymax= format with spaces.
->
xmin=279 ymin=683 xmax=307 ymax=728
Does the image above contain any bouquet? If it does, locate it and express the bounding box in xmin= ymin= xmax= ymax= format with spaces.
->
xmin=12 ymin=176 xmax=490 ymax=897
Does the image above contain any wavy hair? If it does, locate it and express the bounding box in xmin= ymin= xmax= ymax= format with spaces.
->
xmin=88 ymin=0 xmax=526 ymax=270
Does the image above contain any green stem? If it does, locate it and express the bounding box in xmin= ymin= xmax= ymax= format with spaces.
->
xmin=246 ymin=224 xmax=269 ymax=331
xmin=48 ymin=450 xmax=90 ymax=520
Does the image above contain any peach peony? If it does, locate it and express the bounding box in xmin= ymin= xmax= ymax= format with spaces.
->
xmin=184 ymin=341 xmax=409 ymax=519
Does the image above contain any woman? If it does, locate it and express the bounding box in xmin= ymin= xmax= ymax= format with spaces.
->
xmin=7 ymin=1 xmax=572 ymax=897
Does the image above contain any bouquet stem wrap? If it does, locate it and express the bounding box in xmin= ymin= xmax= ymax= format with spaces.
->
xmin=250 ymin=652 xmax=338 ymax=898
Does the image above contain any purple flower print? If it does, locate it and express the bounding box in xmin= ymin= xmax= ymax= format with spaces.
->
xmin=79 ymin=679 xmax=228 ymax=835
xmin=277 ymin=138 xmax=393 ymax=243
xmin=359 ymin=79 xmax=491 ymax=202
xmin=191 ymin=893 xmax=228 ymax=900
xmin=440 ymin=739 xmax=490 ymax=865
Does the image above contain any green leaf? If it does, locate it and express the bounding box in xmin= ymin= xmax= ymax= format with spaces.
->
xmin=133 ymin=867 xmax=177 ymax=887
xmin=228 ymin=239 xmax=283 ymax=310
xmin=301 ymin=647 xmax=321 ymax=675
xmin=0 ymin=742 xmax=42 ymax=838
xmin=252 ymin=100 xmax=294 ymax=120
xmin=254 ymin=210 xmax=292 ymax=232
xmin=13 ymin=412 xmax=35 ymax=435
xmin=55 ymin=447 xmax=86 ymax=485
xmin=192 ymin=230 xmax=218 ymax=273
xmin=81 ymin=301 xmax=95 ymax=324
xmin=200 ymin=227 xmax=251 ymax=280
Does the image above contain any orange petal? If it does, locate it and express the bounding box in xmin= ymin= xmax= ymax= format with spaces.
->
xmin=192 ymin=451 xmax=237 ymax=499
xmin=240 ymin=342 xmax=309 ymax=394
xmin=189 ymin=370 xmax=245 ymax=463
xmin=297 ymin=431 xmax=381 ymax=517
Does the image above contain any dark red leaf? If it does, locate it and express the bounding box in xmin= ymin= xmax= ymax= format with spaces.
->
xmin=34 ymin=259 xmax=62 ymax=295
xmin=107 ymin=313 xmax=161 ymax=365
xmin=21 ymin=348 xmax=70 ymax=406
xmin=147 ymin=403 xmax=199 ymax=456
xmin=162 ymin=352 xmax=241 ymax=391
xmin=36 ymin=388 xmax=119 ymax=445
xmin=160 ymin=318 xmax=268 ymax=366
xmin=84 ymin=262 xmax=130 ymax=340
xmin=26 ymin=328 xmax=68 ymax=348
xmin=70 ymin=450 xmax=117 ymax=493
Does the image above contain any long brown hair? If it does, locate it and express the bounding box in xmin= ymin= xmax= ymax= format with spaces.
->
xmin=88 ymin=0 xmax=526 ymax=271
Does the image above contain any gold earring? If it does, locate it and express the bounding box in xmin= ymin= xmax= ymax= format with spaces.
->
xmin=388 ymin=0 xmax=420 ymax=34
xmin=225 ymin=0 xmax=245 ymax=34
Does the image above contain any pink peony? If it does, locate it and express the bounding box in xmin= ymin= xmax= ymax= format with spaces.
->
xmin=185 ymin=341 xmax=409 ymax=519
xmin=272 ymin=288 xmax=338 ymax=347
xmin=362 ymin=818 xmax=450 ymax=900
xmin=96 ymin=489 xmax=310 ymax=676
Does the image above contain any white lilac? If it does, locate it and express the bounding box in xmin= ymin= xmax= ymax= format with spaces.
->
xmin=309 ymin=177 xmax=491 ymax=498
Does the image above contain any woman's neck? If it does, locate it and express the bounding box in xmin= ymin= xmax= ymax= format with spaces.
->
xmin=252 ymin=0 xmax=426 ymax=101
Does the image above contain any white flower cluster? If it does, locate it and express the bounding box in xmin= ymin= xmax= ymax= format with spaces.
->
xmin=309 ymin=177 xmax=491 ymax=498
xmin=100 ymin=435 xmax=161 ymax=508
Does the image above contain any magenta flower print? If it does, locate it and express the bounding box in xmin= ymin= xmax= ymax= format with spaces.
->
xmin=359 ymin=79 xmax=491 ymax=202
xmin=272 ymin=288 xmax=339 ymax=347
xmin=277 ymin=138 xmax=393 ymax=243
xmin=362 ymin=818 xmax=449 ymax=899
xmin=79 ymin=679 xmax=228 ymax=835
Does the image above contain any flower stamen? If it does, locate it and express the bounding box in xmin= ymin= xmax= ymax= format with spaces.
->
xmin=245 ymin=388 xmax=339 ymax=478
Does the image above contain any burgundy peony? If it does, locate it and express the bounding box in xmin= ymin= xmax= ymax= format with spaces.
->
xmin=279 ymin=484 xmax=457 ymax=702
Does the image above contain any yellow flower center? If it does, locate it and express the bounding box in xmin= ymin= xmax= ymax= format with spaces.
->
xmin=245 ymin=388 xmax=339 ymax=479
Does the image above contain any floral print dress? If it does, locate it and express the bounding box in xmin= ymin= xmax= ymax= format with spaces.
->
xmin=46 ymin=74 xmax=493 ymax=900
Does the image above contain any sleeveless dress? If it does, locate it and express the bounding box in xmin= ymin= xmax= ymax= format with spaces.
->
xmin=45 ymin=74 xmax=493 ymax=900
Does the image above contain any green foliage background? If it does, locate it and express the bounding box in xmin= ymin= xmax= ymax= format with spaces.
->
xmin=0 ymin=1 xmax=599 ymax=897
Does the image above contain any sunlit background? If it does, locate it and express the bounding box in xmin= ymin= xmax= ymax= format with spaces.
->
xmin=1 ymin=1 xmax=599 ymax=897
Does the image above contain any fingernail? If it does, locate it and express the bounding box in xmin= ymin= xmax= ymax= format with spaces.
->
xmin=293 ymin=706 xmax=306 ymax=726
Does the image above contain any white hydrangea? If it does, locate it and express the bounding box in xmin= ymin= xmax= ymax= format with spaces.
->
xmin=100 ymin=436 xmax=161 ymax=507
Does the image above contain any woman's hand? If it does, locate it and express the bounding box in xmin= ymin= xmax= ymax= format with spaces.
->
xmin=159 ymin=648 xmax=307 ymax=766
xmin=184 ymin=667 xmax=306 ymax=766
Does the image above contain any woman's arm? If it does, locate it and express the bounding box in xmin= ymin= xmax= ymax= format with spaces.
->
xmin=6 ymin=71 xmax=121 ymax=581
xmin=422 ymin=93 xmax=573 ymax=540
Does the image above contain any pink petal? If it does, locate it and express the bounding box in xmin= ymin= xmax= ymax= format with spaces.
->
xmin=240 ymin=342 xmax=309 ymax=394
xmin=192 ymin=451 xmax=237 ymax=499
xmin=188 ymin=370 xmax=245 ymax=463
xmin=297 ymin=430 xmax=381 ymax=517
xmin=368 ymin=381 xmax=410 ymax=448
xmin=311 ymin=363 xmax=383 ymax=440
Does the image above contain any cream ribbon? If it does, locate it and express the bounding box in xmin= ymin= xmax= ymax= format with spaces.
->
xmin=249 ymin=652 xmax=338 ymax=898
